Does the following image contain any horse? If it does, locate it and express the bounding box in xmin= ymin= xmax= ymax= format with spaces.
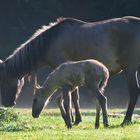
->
xmin=32 ymin=59 xmax=109 ymax=129
xmin=0 ymin=16 xmax=140 ymax=125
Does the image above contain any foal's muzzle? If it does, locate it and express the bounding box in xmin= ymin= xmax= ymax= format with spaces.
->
xmin=32 ymin=113 xmax=39 ymax=118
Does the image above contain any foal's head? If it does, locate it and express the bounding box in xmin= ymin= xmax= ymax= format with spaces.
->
xmin=32 ymin=82 xmax=47 ymax=118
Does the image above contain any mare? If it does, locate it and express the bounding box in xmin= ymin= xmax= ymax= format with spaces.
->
xmin=0 ymin=16 xmax=140 ymax=125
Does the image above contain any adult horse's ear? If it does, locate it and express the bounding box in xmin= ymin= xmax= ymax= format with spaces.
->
xmin=16 ymin=77 xmax=25 ymax=99
xmin=17 ymin=77 xmax=24 ymax=92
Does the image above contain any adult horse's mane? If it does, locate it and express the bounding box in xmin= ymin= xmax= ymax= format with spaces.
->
xmin=6 ymin=17 xmax=65 ymax=60
xmin=4 ymin=17 xmax=66 ymax=77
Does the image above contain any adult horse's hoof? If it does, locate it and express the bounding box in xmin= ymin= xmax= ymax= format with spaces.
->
xmin=95 ymin=121 xmax=99 ymax=129
xmin=121 ymin=120 xmax=132 ymax=126
xmin=95 ymin=125 xmax=99 ymax=129
xmin=104 ymin=123 xmax=109 ymax=128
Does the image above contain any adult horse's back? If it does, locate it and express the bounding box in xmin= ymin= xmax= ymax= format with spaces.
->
xmin=1 ymin=16 xmax=140 ymax=125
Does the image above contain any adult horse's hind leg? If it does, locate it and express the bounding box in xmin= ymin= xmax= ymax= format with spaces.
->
xmin=121 ymin=68 xmax=140 ymax=125
xmin=71 ymin=88 xmax=82 ymax=125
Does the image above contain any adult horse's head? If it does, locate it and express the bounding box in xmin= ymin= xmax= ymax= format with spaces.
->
xmin=0 ymin=60 xmax=24 ymax=107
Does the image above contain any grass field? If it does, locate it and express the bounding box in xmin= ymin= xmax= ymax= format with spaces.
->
xmin=0 ymin=108 xmax=140 ymax=140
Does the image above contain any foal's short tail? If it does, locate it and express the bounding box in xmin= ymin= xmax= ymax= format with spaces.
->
xmin=99 ymin=68 xmax=109 ymax=93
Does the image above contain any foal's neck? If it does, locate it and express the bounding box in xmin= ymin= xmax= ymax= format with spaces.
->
xmin=41 ymin=74 xmax=59 ymax=99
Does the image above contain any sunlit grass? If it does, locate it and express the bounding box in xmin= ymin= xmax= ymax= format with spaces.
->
xmin=0 ymin=108 xmax=140 ymax=140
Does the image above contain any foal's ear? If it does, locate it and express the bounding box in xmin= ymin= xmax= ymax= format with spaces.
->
xmin=34 ymin=74 xmax=41 ymax=95
xmin=34 ymin=74 xmax=41 ymax=89
xmin=35 ymin=83 xmax=41 ymax=89
xmin=33 ymin=83 xmax=41 ymax=95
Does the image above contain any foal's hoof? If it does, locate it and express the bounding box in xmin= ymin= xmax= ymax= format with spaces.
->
xmin=74 ymin=118 xmax=82 ymax=125
xmin=67 ymin=124 xmax=72 ymax=129
xmin=65 ymin=121 xmax=72 ymax=129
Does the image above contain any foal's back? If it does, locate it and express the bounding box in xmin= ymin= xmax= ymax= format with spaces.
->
xmin=53 ymin=59 xmax=109 ymax=87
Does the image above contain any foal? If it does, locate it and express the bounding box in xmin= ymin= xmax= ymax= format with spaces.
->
xmin=32 ymin=59 xmax=109 ymax=129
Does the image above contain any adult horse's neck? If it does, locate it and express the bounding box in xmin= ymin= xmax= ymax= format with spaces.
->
xmin=4 ymin=25 xmax=56 ymax=79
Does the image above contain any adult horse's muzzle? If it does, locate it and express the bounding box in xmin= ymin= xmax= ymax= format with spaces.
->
xmin=2 ymin=101 xmax=16 ymax=107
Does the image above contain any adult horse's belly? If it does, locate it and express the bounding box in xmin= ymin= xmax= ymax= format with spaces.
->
xmin=98 ymin=46 xmax=122 ymax=75
xmin=62 ymin=42 xmax=122 ymax=76
xmin=47 ymin=30 xmax=122 ymax=76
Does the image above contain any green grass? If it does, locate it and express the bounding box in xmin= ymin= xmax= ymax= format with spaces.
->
xmin=0 ymin=108 xmax=140 ymax=140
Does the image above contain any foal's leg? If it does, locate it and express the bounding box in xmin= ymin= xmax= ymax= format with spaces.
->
xmin=121 ymin=68 xmax=140 ymax=125
xmin=86 ymin=78 xmax=108 ymax=128
xmin=56 ymin=93 xmax=67 ymax=123
xmin=56 ymin=92 xmax=74 ymax=125
xmin=62 ymin=87 xmax=72 ymax=128
xmin=71 ymin=88 xmax=82 ymax=125
xmin=95 ymin=99 xmax=101 ymax=129
xmin=91 ymin=88 xmax=108 ymax=128
xmin=96 ymin=90 xmax=108 ymax=128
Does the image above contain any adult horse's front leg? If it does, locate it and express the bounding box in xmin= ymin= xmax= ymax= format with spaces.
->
xmin=122 ymin=68 xmax=140 ymax=125
xmin=71 ymin=87 xmax=82 ymax=125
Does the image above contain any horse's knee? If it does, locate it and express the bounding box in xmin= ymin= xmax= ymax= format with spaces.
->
xmin=71 ymin=89 xmax=79 ymax=101
xmin=63 ymin=102 xmax=69 ymax=110
xmin=97 ymin=94 xmax=107 ymax=105
xmin=56 ymin=95 xmax=63 ymax=106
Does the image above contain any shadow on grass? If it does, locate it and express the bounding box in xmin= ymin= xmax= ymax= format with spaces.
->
xmin=108 ymin=120 xmax=140 ymax=129
xmin=108 ymin=124 xmax=122 ymax=129
xmin=120 ymin=108 xmax=140 ymax=115
xmin=42 ymin=111 xmax=96 ymax=117
xmin=133 ymin=109 xmax=140 ymax=115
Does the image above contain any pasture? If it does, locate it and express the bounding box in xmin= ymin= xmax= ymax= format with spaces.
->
xmin=0 ymin=108 xmax=140 ymax=140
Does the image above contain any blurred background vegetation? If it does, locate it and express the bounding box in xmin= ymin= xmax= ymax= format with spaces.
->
xmin=0 ymin=0 xmax=140 ymax=107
